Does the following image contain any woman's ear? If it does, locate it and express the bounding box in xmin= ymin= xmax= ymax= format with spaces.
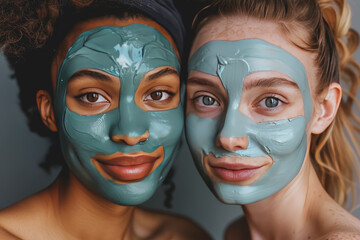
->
xmin=310 ymin=82 xmax=342 ymax=134
xmin=36 ymin=90 xmax=58 ymax=132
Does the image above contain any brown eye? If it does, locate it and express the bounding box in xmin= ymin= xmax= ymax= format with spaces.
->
xmin=150 ymin=91 xmax=163 ymax=100
xmin=144 ymin=90 xmax=173 ymax=103
xmin=86 ymin=93 xmax=99 ymax=102
xmin=78 ymin=92 xmax=108 ymax=104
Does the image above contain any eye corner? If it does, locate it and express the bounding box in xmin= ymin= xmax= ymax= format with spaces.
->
xmin=66 ymin=88 xmax=115 ymax=116
xmin=137 ymin=88 xmax=180 ymax=112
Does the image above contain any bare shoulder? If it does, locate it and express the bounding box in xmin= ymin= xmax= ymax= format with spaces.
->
xmin=317 ymin=231 xmax=360 ymax=240
xmin=317 ymin=202 xmax=360 ymax=239
xmin=0 ymin=190 xmax=51 ymax=239
xmin=0 ymin=206 xmax=25 ymax=239
xmin=224 ymin=216 xmax=249 ymax=240
xmin=136 ymin=208 xmax=212 ymax=240
xmin=0 ymin=225 xmax=21 ymax=239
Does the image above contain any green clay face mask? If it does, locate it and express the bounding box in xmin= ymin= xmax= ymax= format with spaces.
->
xmin=187 ymin=39 xmax=312 ymax=204
xmin=55 ymin=25 xmax=183 ymax=205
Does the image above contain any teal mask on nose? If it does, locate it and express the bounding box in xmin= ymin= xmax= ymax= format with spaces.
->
xmin=187 ymin=39 xmax=312 ymax=204
xmin=54 ymin=24 xmax=183 ymax=205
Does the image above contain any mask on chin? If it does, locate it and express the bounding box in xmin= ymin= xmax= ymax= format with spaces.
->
xmin=54 ymin=25 xmax=183 ymax=205
xmin=187 ymin=39 xmax=312 ymax=204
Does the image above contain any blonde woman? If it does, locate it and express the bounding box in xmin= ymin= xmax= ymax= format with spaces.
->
xmin=185 ymin=0 xmax=360 ymax=239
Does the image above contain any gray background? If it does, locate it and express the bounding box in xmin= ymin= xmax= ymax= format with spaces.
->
xmin=1 ymin=1 xmax=359 ymax=239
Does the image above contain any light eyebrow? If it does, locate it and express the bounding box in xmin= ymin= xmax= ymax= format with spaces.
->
xmin=147 ymin=67 xmax=178 ymax=81
xmin=69 ymin=70 xmax=113 ymax=82
xmin=243 ymin=77 xmax=299 ymax=90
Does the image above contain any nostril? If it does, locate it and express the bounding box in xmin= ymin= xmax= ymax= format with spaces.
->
xmin=138 ymin=138 xmax=148 ymax=144
xmin=138 ymin=131 xmax=150 ymax=143
xmin=111 ymin=136 xmax=127 ymax=145
xmin=111 ymin=130 xmax=150 ymax=146
xmin=111 ymin=135 xmax=139 ymax=146
xmin=217 ymin=135 xmax=249 ymax=152
xmin=239 ymin=136 xmax=249 ymax=149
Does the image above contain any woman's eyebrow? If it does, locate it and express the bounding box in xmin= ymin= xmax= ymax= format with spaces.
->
xmin=69 ymin=70 xmax=113 ymax=82
xmin=243 ymin=77 xmax=299 ymax=90
xmin=147 ymin=67 xmax=178 ymax=81
xmin=187 ymin=77 xmax=220 ymax=89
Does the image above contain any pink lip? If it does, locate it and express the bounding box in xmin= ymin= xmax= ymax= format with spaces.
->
xmin=205 ymin=153 xmax=272 ymax=183
xmin=210 ymin=164 xmax=264 ymax=182
xmin=210 ymin=162 xmax=261 ymax=170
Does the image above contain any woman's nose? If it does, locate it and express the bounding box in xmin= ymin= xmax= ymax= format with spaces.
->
xmin=216 ymin=135 xmax=249 ymax=152
xmin=111 ymin=130 xmax=150 ymax=146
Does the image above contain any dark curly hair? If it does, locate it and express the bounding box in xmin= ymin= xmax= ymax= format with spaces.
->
xmin=0 ymin=0 xmax=185 ymax=207
xmin=1 ymin=0 xmax=184 ymax=167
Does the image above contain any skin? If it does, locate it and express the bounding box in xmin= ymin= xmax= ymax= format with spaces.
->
xmin=0 ymin=17 xmax=211 ymax=240
xmin=54 ymin=24 xmax=183 ymax=205
xmin=187 ymin=38 xmax=311 ymax=204
xmin=187 ymin=15 xmax=360 ymax=240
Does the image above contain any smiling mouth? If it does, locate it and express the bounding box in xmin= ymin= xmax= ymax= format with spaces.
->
xmin=205 ymin=153 xmax=272 ymax=185
xmin=91 ymin=146 xmax=164 ymax=183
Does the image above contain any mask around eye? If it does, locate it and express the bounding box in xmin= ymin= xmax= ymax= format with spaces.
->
xmin=186 ymin=39 xmax=312 ymax=204
xmin=54 ymin=24 xmax=183 ymax=205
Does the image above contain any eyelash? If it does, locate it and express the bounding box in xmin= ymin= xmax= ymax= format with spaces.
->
xmin=75 ymin=92 xmax=109 ymax=105
xmin=255 ymin=94 xmax=286 ymax=112
xmin=144 ymin=90 xmax=175 ymax=103
xmin=194 ymin=95 xmax=219 ymax=105
xmin=191 ymin=93 xmax=221 ymax=114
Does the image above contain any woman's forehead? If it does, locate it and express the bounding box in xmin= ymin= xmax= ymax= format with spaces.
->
xmin=190 ymin=14 xmax=319 ymax=97
xmin=51 ymin=16 xmax=178 ymax=89
xmin=55 ymin=25 xmax=179 ymax=99
xmin=192 ymin=15 xmax=303 ymax=60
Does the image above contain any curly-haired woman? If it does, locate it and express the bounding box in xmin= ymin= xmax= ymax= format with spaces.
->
xmin=0 ymin=0 xmax=210 ymax=239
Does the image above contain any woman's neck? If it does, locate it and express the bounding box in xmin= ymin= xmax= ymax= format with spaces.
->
xmin=49 ymin=171 xmax=138 ymax=240
xmin=241 ymin=160 xmax=332 ymax=240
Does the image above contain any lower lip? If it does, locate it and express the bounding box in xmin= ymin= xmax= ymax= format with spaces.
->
xmin=211 ymin=167 xmax=262 ymax=182
xmin=99 ymin=162 xmax=155 ymax=182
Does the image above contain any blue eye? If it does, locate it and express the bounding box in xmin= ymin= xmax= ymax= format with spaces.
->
xmin=202 ymin=96 xmax=216 ymax=105
xmin=191 ymin=94 xmax=220 ymax=113
xmin=265 ymin=97 xmax=279 ymax=108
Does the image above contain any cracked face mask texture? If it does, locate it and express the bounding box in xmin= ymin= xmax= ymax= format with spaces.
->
xmin=187 ymin=39 xmax=312 ymax=204
xmin=54 ymin=25 xmax=183 ymax=205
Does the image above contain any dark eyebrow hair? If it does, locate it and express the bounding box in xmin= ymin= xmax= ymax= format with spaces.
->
xmin=69 ymin=70 xmax=113 ymax=82
xmin=187 ymin=77 xmax=221 ymax=89
xmin=147 ymin=67 xmax=178 ymax=81
xmin=243 ymin=77 xmax=299 ymax=90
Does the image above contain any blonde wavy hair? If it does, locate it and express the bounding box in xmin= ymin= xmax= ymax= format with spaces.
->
xmin=314 ymin=0 xmax=360 ymax=208
xmin=194 ymin=0 xmax=360 ymax=208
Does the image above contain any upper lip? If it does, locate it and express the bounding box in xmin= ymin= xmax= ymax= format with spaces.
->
xmin=206 ymin=153 xmax=272 ymax=170
xmin=95 ymin=151 xmax=160 ymax=166
xmin=210 ymin=162 xmax=262 ymax=170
